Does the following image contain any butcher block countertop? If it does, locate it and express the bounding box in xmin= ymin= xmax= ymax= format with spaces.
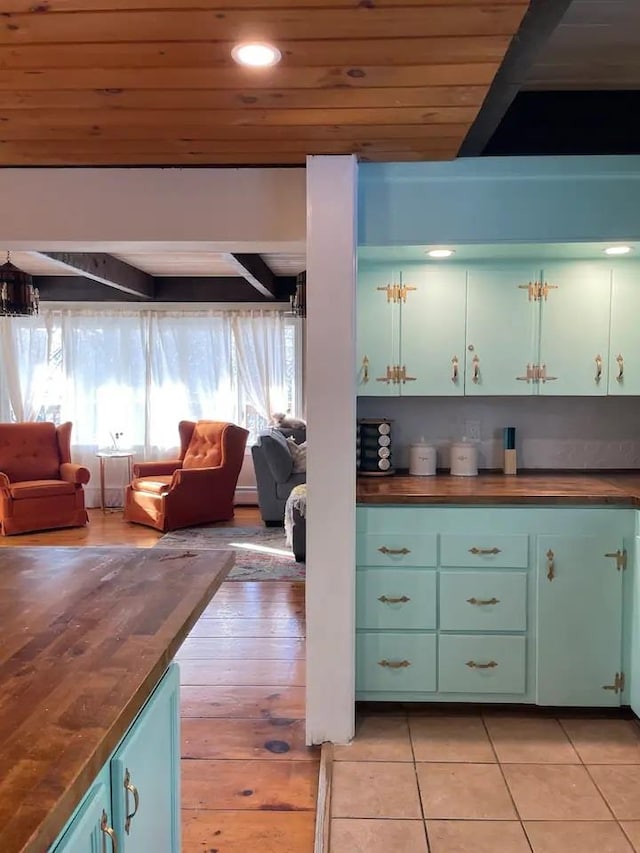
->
xmin=357 ymin=472 xmax=640 ymax=506
xmin=0 ymin=547 xmax=233 ymax=853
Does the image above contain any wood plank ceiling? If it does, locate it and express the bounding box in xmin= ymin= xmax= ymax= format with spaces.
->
xmin=0 ymin=0 xmax=529 ymax=166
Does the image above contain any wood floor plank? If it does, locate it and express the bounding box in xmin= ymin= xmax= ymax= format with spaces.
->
xmin=182 ymin=758 xmax=318 ymax=811
xmin=187 ymin=618 xmax=305 ymax=639
xmin=203 ymin=599 xmax=305 ymax=619
xmin=213 ymin=580 xmax=304 ymax=601
xmin=176 ymin=637 xmax=305 ymax=661
xmin=182 ymin=810 xmax=315 ymax=853
xmin=180 ymin=685 xmax=306 ymax=719
xmin=179 ymin=659 xmax=305 ymax=687
xmin=182 ymin=718 xmax=317 ymax=761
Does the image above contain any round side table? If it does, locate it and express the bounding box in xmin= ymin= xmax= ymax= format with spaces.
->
xmin=96 ymin=450 xmax=134 ymax=511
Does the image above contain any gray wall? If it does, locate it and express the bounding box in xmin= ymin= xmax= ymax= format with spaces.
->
xmin=357 ymin=396 xmax=640 ymax=471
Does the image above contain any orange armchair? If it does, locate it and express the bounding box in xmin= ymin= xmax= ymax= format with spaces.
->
xmin=123 ymin=420 xmax=249 ymax=532
xmin=0 ymin=421 xmax=90 ymax=536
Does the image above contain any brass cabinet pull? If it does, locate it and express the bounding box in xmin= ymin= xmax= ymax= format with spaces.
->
xmin=377 ymin=283 xmax=397 ymax=303
xmin=378 ymin=546 xmax=411 ymax=555
xmin=471 ymin=354 xmax=480 ymax=384
xmin=466 ymin=596 xmax=500 ymax=606
xmin=378 ymin=659 xmax=411 ymax=668
xmin=378 ymin=594 xmax=410 ymax=604
xmin=466 ymin=660 xmax=498 ymax=669
xmin=595 ymin=354 xmax=603 ymax=383
xmin=361 ymin=355 xmax=369 ymax=383
xmin=399 ymin=365 xmax=416 ymax=383
xmin=469 ymin=547 xmax=501 ymax=555
xmin=516 ymin=363 xmax=534 ymax=382
xmin=616 ymin=353 xmax=624 ymax=382
xmin=605 ymin=549 xmax=627 ymax=571
xmin=101 ymin=810 xmax=119 ymax=853
xmin=546 ymin=548 xmax=555 ymax=581
xmin=539 ymin=364 xmax=558 ymax=383
xmin=451 ymin=355 xmax=459 ymax=383
xmin=124 ymin=768 xmax=140 ymax=835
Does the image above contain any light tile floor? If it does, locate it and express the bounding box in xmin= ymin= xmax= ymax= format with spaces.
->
xmin=329 ymin=709 xmax=640 ymax=852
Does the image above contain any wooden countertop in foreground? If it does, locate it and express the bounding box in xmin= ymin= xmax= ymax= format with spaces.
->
xmin=0 ymin=547 xmax=233 ymax=853
xmin=357 ymin=472 xmax=640 ymax=505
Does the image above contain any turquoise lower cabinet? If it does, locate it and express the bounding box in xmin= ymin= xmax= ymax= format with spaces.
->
xmin=537 ymin=536 xmax=624 ymax=707
xmin=357 ymin=569 xmax=436 ymax=630
xmin=52 ymin=664 xmax=180 ymax=853
xmin=50 ymin=769 xmax=112 ymax=853
xmin=356 ymin=632 xmax=436 ymax=693
xmin=438 ymin=635 xmax=526 ymax=694
xmin=356 ymin=505 xmax=635 ymax=707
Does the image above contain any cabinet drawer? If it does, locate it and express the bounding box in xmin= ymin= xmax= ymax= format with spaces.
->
xmin=440 ymin=534 xmax=528 ymax=568
xmin=357 ymin=569 xmax=436 ymax=630
xmin=356 ymin=632 xmax=436 ymax=693
xmin=439 ymin=571 xmax=527 ymax=631
xmin=357 ymin=533 xmax=437 ymax=567
xmin=438 ymin=634 xmax=526 ymax=694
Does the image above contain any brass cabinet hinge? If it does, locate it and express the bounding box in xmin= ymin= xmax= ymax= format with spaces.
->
xmin=602 ymin=671 xmax=625 ymax=694
xmin=605 ymin=549 xmax=627 ymax=571
xmin=517 ymin=280 xmax=558 ymax=301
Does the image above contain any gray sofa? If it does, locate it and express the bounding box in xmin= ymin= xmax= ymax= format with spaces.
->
xmin=251 ymin=427 xmax=306 ymax=526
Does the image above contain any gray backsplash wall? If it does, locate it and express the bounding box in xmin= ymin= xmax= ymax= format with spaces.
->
xmin=357 ymin=396 xmax=640 ymax=471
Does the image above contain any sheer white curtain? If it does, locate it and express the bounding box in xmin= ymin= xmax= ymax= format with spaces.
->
xmin=0 ymin=305 xmax=293 ymax=506
xmin=232 ymin=310 xmax=289 ymax=421
xmin=148 ymin=310 xmax=235 ymax=452
xmin=0 ymin=315 xmax=53 ymax=421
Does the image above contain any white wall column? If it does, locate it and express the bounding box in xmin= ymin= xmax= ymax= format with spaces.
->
xmin=305 ymin=155 xmax=357 ymax=745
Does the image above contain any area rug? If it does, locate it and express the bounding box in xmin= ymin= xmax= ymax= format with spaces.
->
xmin=155 ymin=525 xmax=305 ymax=582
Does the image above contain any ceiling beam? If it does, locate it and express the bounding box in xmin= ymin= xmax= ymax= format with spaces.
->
xmin=29 ymin=251 xmax=155 ymax=299
xmin=34 ymin=275 xmax=294 ymax=303
xmin=458 ymin=0 xmax=574 ymax=157
xmin=226 ymin=253 xmax=277 ymax=299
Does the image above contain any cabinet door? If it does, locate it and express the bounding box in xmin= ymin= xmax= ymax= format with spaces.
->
xmin=51 ymin=773 xmax=112 ymax=853
xmin=465 ymin=265 xmax=539 ymax=395
xmin=630 ymin=536 xmax=640 ymax=718
xmin=399 ymin=265 xmax=466 ymax=395
xmin=609 ymin=263 xmax=640 ymax=394
xmin=357 ymin=264 xmax=400 ymax=396
xmin=538 ymin=262 xmax=611 ymax=395
xmin=536 ymin=536 xmax=623 ymax=706
xmin=110 ymin=664 xmax=180 ymax=853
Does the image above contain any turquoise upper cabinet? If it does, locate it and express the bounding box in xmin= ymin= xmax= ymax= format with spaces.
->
xmin=357 ymin=262 xmax=466 ymax=396
xmin=465 ymin=265 xmax=539 ymax=395
xmin=609 ymin=263 xmax=640 ymax=395
xmin=357 ymin=263 xmax=400 ymax=396
xmin=400 ymin=265 xmax=466 ymax=396
xmin=538 ymin=262 xmax=611 ymax=396
xmin=536 ymin=535 xmax=623 ymax=706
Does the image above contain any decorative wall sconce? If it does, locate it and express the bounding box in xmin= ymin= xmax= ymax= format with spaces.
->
xmin=290 ymin=271 xmax=306 ymax=318
xmin=0 ymin=252 xmax=39 ymax=316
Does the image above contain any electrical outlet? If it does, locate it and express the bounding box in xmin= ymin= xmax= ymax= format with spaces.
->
xmin=464 ymin=420 xmax=481 ymax=441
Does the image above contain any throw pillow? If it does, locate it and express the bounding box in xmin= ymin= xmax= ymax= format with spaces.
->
xmin=286 ymin=436 xmax=307 ymax=474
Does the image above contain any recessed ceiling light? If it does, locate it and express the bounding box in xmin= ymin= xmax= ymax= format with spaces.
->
xmin=231 ymin=42 xmax=282 ymax=68
xmin=427 ymin=248 xmax=455 ymax=259
xmin=604 ymin=245 xmax=632 ymax=256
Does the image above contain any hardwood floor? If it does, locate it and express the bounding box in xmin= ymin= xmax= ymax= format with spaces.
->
xmin=0 ymin=507 xmax=318 ymax=853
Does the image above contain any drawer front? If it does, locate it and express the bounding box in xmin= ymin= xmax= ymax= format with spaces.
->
xmin=357 ymin=533 xmax=437 ymax=567
xmin=356 ymin=632 xmax=436 ymax=693
xmin=357 ymin=569 xmax=436 ymax=630
xmin=438 ymin=634 xmax=526 ymax=694
xmin=439 ymin=571 xmax=527 ymax=631
xmin=440 ymin=534 xmax=528 ymax=568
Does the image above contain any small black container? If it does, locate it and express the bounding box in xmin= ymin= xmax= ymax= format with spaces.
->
xmin=357 ymin=418 xmax=395 ymax=476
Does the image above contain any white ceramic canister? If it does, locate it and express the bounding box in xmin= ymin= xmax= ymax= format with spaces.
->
xmin=449 ymin=439 xmax=478 ymax=477
xmin=409 ymin=442 xmax=437 ymax=476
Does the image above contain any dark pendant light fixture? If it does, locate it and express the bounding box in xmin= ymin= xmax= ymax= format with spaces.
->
xmin=0 ymin=252 xmax=39 ymax=317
